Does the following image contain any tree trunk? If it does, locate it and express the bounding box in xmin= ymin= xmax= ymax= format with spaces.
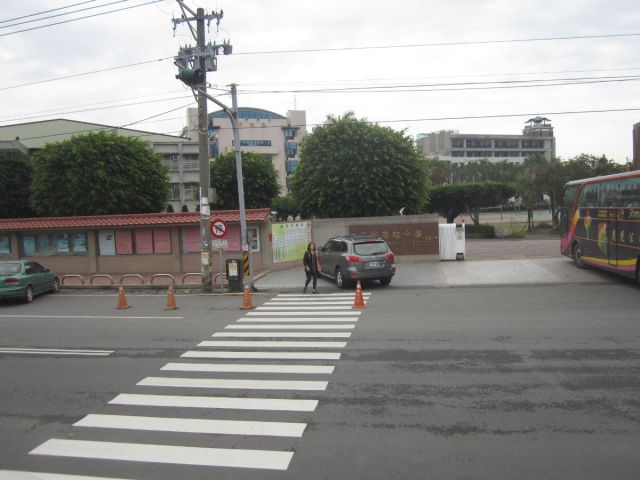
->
xmin=527 ymin=209 xmax=534 ymax=232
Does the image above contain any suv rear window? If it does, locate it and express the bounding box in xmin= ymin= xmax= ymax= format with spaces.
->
xmin=354 ymin=241 xmax=388 ymax=256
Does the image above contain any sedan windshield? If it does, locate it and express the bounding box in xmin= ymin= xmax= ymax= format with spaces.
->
xmin=354 ymin=242 xmax=388 ymax=256
xmin=0 ymin=263 xmax=22 ymax=275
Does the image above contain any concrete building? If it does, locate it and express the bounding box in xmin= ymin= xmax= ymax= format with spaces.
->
xmin=416 ymin=117 xmax=556 ymax=163
xmin=0 ymin=119 xmax=200 ymax=212
xmin=187 ymin=107 xmax=307 ymax=194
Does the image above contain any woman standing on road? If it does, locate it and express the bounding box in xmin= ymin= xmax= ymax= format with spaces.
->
xmin=303 ymin=242 xmax=322 ymax=293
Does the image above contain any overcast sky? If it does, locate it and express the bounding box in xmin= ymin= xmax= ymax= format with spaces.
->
xmin=1 ymin=0 xmax=638 ymax=162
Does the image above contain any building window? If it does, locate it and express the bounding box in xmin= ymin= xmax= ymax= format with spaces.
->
xmin=286 ymin=160 xmax=299 ymax=174
xmin=183 ymin=183 xmax=199 ymax=202
xmin=235 ymin=139 xmax=272 ymax=147
xmin=451 ymin=151 xmax=465 ymax=157
xmin=285 ymin=142 xmax=298 ymax=158
xmin=164 ymin=155 xmax=179 ymax=171
xmin=283 ymin=127 xmax=298 ymax=140
xmin=494 ymin=139 xmax=519 ymax=149
xmin=466 ymin=151 xmax=493 ymax=157
xmin=170 ymin=183 xmax=181 ymax=201
xmin=522 ymin=139 xmax=544 ymax=149
xmin=466 ymin=139 xmax=492 ymax=148
xmin=451 ymin=139 xmax=464 ymax=148
xmin=495 ymin=151 xmax=521 ymax=157
xmin=19 ymin=232 xmax=87 ymax=256
xmin=183 ymin=155 xmax=199 ymax=171
xmin=209 ymin=141 xmax=219 ymax=158
xmin=0 ymin=234 xmax=10 ymax=254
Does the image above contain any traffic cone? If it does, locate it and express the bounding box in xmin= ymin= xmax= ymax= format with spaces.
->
xmin=164 ymin=286 xmax=178 ymax=310
xmin=240 ymin=282 xmax=256 ymax=310
xmin=116 ymin=286 xmax=130 ymax=310
xmin=352 ymin=281 xmax=365 ymax=309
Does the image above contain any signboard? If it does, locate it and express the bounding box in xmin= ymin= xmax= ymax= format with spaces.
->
xmin=212 ymin=239 xmax=228 ymax=250
xmin=210 ymin=219 xmax=227 ymax=238
xmin=271 ymin=221 xmax=312 ymax=263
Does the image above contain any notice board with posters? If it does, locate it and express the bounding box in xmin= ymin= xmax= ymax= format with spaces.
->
xmin=348 ymin=223 xmax=439 ymax=255
xmin=272 ymin=221 xmax=312 ymax=263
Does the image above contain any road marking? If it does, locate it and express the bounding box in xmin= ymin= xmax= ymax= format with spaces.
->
xmin=137 ymin=377 xmax=328 ymax=391
xmin=30 ymin=439 xmax=293 ymax=470
xmin=264 ymin=301 xmax=359 ymax=306
xmin=225 ymin=324 xmax=356 ymax=329
xmin=247 ymin=311 xmax=360 ymax=316
xmin=109 ymin=393 xmax=319 ymax=411
xmin=238 ymin=317 xmax=358 ymax=322
xmin=213 ymin=331 xmax=351 ymax=338
xmin=0 ymin=471 xmax=132 ymax=480
xmin=277 ymin=293 xmax=370 ymax=297
xmin=0 ymin=315 xmax=182 ymax=320
xmin=197 ymin=340 xmax=347 ymax=348
xmin=181 ymin=351 xmax=341 ymax=360
xmin=257 ymin=306 xmax=354 ymax=310
xmin=75 ymin=414 xmax=306 ymax=438
xmin=0 ymin=347 xmax=113 ymax=356
xmin=161 ymin=362 xmax=335 ymax=374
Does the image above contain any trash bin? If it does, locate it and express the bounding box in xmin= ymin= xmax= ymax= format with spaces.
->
xmin=226 ymin=259 xmax=243 ymax=291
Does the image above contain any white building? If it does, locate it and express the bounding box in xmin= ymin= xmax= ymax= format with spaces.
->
xmin=416 ymin=117 xmax=556 ymax=163
xmin=187 ymin=107 xmax=307 ymax=195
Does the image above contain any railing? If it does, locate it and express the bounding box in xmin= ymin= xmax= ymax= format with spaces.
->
xmin=58 ymin=272 xmax=230 ymax=289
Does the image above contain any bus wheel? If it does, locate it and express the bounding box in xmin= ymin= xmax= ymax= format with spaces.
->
xmin=573 ymin=242 xmax=586 ymax=269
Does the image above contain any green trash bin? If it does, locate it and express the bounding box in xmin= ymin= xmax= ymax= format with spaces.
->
xmin=226 ymin=259 xmax=243 ymax=292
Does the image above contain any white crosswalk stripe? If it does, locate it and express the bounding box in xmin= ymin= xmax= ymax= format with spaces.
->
xmin=212 ymin=331 xmax=351 ymax=337
xmin=137 ymin=376 xmax=329 ymax=390
xmin=197 ymin=340 xmax=347 ymax=348
xmin=161 ymin=362 xmax=335 ymax=374
xmin=31 ymin=439 xmax=293 ymax=470
xmin=74 ymin=413 xmax=307 ymax=437
xmin=26 ymin=291 xmax=371 ymax=475
xmin=109 ymin=393 xmax=319 ymax=411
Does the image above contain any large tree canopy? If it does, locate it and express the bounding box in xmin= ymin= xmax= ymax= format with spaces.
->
xmin=291 ymin=113 xmax=428 ymax=218
xmin=0 ymin=150 xmax=34 ymax=218
xmin=30 ymin=131 xmax=169 ymax=216
xmin=427 ymin=182 xmax=515 ymax=224
xmin=211 ymin=151 xmax=280 ymax=209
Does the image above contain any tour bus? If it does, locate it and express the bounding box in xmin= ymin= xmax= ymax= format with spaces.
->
xmin=561 ymin=170 xmax=640 ymax=281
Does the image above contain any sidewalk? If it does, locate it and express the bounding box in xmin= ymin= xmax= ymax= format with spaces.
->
xmin=254 ymin=238 xmax=613 ymax=291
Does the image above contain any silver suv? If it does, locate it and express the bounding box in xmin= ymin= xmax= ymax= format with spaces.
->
xmin=318 ymin=235 xmax=396 ymax=288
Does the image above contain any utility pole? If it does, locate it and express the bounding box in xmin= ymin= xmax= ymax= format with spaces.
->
xmin=173 ymin=1 xmax=231 ymax=292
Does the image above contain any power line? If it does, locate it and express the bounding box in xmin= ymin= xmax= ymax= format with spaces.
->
xmin=0 ymin=0 xmax=162 ymax=38
xmin=0 ymin=0 xmax=134 ymax=30
xmin=120 ymin=102 xmax=194 ymax=128
xmin=235 ymin=32 xmax=640 ymax=56
xmin=0 ymin=0 xmax=98 ymax=24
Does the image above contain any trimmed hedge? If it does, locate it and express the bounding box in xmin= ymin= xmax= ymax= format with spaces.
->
xmin=464 ymin=224 xmax=496 ymax=238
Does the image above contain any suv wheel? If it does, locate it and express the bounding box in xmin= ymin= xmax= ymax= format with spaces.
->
xmin=379 ymin=276 xmax=392 ymax=286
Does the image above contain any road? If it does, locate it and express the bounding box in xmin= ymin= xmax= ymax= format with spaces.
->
xmin=0 ymin=281 xmax=639 ymax=479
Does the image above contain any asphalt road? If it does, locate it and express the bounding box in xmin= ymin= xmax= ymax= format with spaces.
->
xmin=0 ymin=281 xmax=639 ymax=480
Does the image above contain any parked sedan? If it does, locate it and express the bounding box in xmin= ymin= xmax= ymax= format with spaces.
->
xmin=318 ymin=235 xmax=396 ymax=288
xmin=0 ymin=260 xmax=60 ymax=303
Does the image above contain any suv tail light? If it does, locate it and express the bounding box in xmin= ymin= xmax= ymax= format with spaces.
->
xmin=4 ymin=278 xmax=19 ymax=284
xmin=345 ymin=255 xmax=363 ymax=263
xmin=385 ymin=252 xmax=395 ymax=262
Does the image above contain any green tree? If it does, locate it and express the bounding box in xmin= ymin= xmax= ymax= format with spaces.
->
xmin=30 ymin=131 xmax=169 ymax=216
xmin=271 ymin=194 xmax=300 ymax=220
xmin=291 ymin=113 xmax=428 ymax=218
xmin=426 ymin=182 xmax=515 ymax=224
xmin=0 ymin=150 xmax=34 ymax=218
xmin=211 ymin=151 xmax=280 ymax=209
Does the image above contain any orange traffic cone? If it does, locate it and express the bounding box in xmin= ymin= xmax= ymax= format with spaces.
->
xmin=352 ymin=281 xmax=365 ymax=309
xmin=116 ymin=286 xmax=130 ymax=310
xmin=164 ymin=286 xmax=178 ymax=310
xmin=240 ymin=282 xmax=256 ymax=310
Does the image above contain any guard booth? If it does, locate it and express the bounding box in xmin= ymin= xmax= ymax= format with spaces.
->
xmin=439 ymin=223 xmax=466 ymax=260
xmin=226 ymin=258 xmax=243 ymax=291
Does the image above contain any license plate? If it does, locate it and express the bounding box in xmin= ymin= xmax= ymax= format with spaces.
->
xmin=367 ymin=261 xmax=381 ymax=268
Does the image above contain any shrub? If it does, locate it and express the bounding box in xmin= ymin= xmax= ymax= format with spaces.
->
xmin=464 ymin=224 xmax=496 ymax=238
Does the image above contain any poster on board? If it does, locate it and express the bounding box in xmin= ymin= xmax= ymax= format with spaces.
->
xmin=271 ymin=221 xmax=312 ymax=263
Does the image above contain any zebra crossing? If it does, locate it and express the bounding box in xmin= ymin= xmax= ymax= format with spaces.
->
xmin=3 ymin=291 xmax=371 ymax=478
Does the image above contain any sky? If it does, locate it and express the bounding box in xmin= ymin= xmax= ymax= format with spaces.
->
xmin=1 ymin=0 xmax=639 ymax=163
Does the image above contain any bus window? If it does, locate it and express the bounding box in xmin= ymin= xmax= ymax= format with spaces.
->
xmin=603 ymin=181 xmax=619 ymax=207
xmin=562 ymin=184 xmax=579 ymax=209
xmin=578 ymin=183 xmax=600 ymax=208
xmin=619 ymin=177 xmax=640 ymax=207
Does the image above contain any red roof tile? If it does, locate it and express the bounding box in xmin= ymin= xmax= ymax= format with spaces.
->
xmin=0 ymin=209 xmax=270 ymax=231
